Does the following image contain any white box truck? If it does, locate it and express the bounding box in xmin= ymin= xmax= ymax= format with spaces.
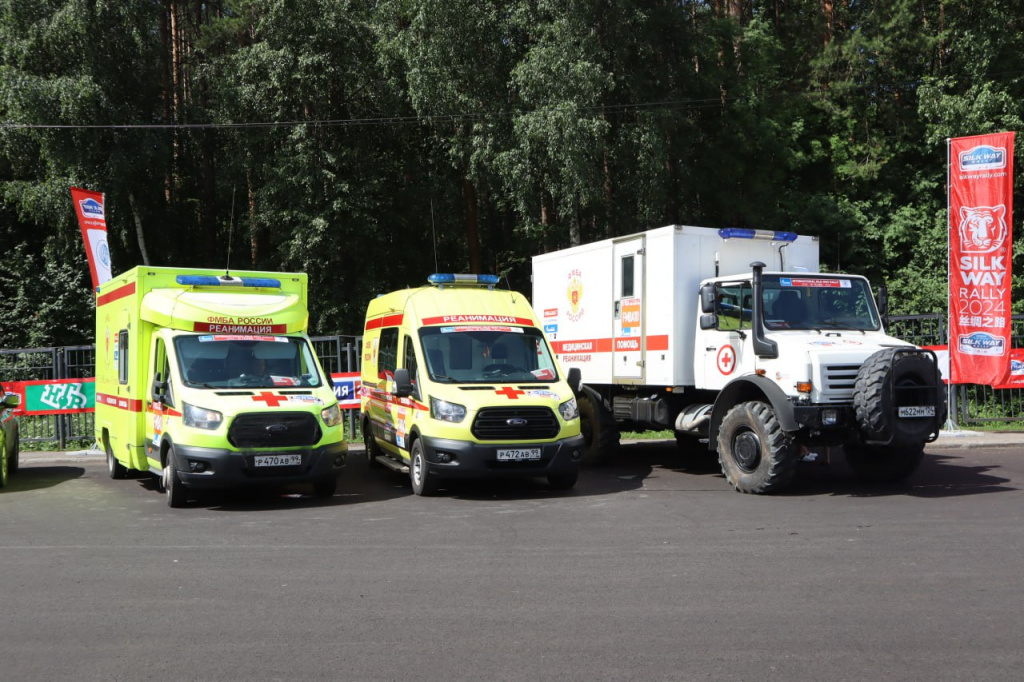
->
xmin=532 ymin=225 xmax=945 ymax=494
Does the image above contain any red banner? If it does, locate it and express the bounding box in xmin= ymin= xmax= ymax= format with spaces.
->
xmin=948 ymin=132 xmax=1015 ymax=385
xmin=70 ymin=187 xmax=112 ymax=290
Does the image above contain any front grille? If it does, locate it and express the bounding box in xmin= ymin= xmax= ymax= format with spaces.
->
xmin=228 ymin=412 xmax=322 ymax=448
xmin=471 ymin=407 xmax=559 ymax=441
xmin=823 ymin=364 xmax=861 ymax=395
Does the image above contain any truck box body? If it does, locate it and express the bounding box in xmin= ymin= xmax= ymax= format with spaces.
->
xmin=95 ymin=267 xmax=346 ymax=506
xmin=532 ymin=225 xmax=819 ymax=387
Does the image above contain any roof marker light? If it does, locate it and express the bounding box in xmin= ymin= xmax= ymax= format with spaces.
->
xmin=718 ymin=228 xmax=797 ymax=243
xmin=176 ymin=275 xmax=281 ymax=288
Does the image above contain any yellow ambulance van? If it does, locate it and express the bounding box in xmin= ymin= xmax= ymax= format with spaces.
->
xmin=360 ymin=274 xmax=584 ymax=495
xmin=95 ymin=267 xmax=346 ymax=507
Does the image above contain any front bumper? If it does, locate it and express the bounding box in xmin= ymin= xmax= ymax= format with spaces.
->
xmin=418 ymin=433 xmax=585 ymax=479
xmin=170 ymin=441 xmax=347 ymax=490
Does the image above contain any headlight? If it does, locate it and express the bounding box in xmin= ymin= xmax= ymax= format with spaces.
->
xmin=321 ymin=403 xmax=342 ymax=427
xmin=558 ymin=397 xmax=579 ymax=421
xmin=430 ymin=397 xmax=466 ymax=423
xmin=182 ymin=403 xmax=222 ymax=430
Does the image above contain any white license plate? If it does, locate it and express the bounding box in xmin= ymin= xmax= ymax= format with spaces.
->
xmin=898 ymin=406 xmax=936 ymax=418
xmin=496 ymin=448 xmax=542 ymax=462
xmin=254 ymin=454 xmax=302 ymax=467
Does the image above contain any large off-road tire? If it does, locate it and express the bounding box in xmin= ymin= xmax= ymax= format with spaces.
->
xmin=162 ymin=445 xmax=188 ymax=508
xmin=854 ymin=348 xmax=945 ymax=445
xmin=577 ymin=390 xmax=619 ymax=466
xmin=845 ymin=442 xmax=925 ymax=482
xmin=362 ymin=417 xmax=383 ymax=469
xmin=717 ymin=401 xmax=799 ymax=494
xmin=106 ymin=438 xmax=127 ymax=480
xmin=409 ymin=438 xmax=438 ymax=496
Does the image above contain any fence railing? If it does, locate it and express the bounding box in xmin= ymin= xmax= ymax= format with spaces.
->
xmin=3 ymin=318 xmax=1023 ymax=448
xmin=1 ymin=335 xmax=363 ymax=448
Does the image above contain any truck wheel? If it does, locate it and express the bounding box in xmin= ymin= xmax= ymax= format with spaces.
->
xmin=363 ymin=417 xmax=383 ymax=469
xmin=717 ymin=401 xmax=798 ymax=494
xmin=578 ymin=391 xmax=619 ymax=465
xmin=547 ymin=470 xmax=578 ymax=490
xmin=313 ymin=475 xmax=338 ymax=498
xmin=845 ymin=442 xmax=925 ymax=482
xmin=162 ymin=446 xmax=188 ymax=508
xmin=854 ymin=348 xmax=945 ymax=444
xmin=409 ymin=439 xmax=438 ymax=496
xmin=106 ymin=439 xmax=127 ymax=480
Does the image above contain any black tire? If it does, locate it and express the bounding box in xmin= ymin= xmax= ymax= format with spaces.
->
xmin=363 ymin=417 xmax=383 ymax=469
xmin=547 ymin=470 xmax=578 ymax=490
xmin=845 ymin=442 xmax=925 ymax=482
xmin=106 ymin=438 xmax=127 ymax=480
xmin=577 ymin=390 xmax=619 ymax=466
xmin=854 ymin=348 xmax=945 ymax=445
xmin=8 ymin=434 xmax=18 ymax=476
xmin=162 ymin=445 xmax=188 ymax=508
xmin=716 ymin=401 xmax=799 ymax=494
xmin=409 ymin=439 xmax=438 ymax=496
xmin=313 ymin=475 xmax=338 ymax=498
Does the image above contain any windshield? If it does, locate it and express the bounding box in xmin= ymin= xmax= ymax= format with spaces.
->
xmin=174 ymin=335 xmax=325 ymax=389
xmin=762 ymin=276 xmax=880 ymax=331
xmin=419 ymin=326 xmax=559 ymax=383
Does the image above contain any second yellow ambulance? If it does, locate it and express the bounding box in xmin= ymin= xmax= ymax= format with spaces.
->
xmin=360 ymin=274 xmax=584 ymax=495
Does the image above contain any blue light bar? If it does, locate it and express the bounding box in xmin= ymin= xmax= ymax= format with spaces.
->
xmin=718 ymin=228 xmax=797 ymax=243
xmin=427 ymin=273 xmax=501 ymax=286
xmin=176 ymin=275 xmax=281 ymax=288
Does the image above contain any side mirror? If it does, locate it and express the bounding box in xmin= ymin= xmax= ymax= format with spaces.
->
xmin=151 ymin=372 xmax=167 ymax=402
xmin=876 ymin=285 xmax=889 ymax=319
xmin=566 ymin=367 xmax=581 ymax=394
xmin=2 ymin=392 xmax=21 ymax=409
xmin=393 ymin=368 xmax=413 ymax=398
xmin=700 ymin=283 xmax=717 ymax=314
xmin=699 ymin=313 xmax=717 ymax=330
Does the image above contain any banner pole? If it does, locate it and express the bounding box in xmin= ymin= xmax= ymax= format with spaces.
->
xmin=944 ymin=138 xmax=959 ymax=432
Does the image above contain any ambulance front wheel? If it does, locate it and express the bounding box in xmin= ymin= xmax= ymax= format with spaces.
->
xmin=162 ymin=445 xmax=188 ymax=508
xmin=105 ymin=436 xmax=127 ymax=480
xmin=409 ymin=439 xmax=438 ymax=496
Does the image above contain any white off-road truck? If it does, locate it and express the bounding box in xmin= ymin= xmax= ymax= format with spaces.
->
xmin=532 ymin=225 xmax=945 ymax=494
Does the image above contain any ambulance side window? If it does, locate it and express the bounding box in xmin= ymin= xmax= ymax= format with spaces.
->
xmin=621 ymin=255 xmax=635 ymax=298
xmin=402 ymin=335 xmax=419 ymax=393
xmin=118 ymin=330 xmax=130 ymax=385
xmin=716 ymin=283 xmax=750 ymax=331
xmin=378 ymin=328 xmax=398 ymax=380
xmin=153 ymin=339 xmax=173 ymax=406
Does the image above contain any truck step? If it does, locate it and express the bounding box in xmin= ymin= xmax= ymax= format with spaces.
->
xmin=376 ymin=456 xmax=410 ymax=474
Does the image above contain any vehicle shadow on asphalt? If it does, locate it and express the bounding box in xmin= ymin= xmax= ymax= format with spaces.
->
xmin=609 ymin=440 xmax=1016 ymax=499
xmin=3 ymin=466 xmax=85 ymax=492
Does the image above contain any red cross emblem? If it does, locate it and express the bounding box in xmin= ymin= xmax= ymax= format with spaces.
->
xmin=716 ymin=345 xmax=736 ymax=375
xmin=252 ymin=391 xmax=288 ymax=407
xmin=495 ymin=386 xmax=525 ymax=399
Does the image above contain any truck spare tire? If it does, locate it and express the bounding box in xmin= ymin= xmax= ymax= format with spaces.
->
xmin=853 ymin=348 xmax=945 ymax=445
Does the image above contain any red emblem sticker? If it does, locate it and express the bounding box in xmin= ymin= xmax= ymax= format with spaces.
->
xmin=716 ymin=345 xmax=736 ymax=375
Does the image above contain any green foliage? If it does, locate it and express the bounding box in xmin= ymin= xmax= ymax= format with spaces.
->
xmin=2 ymin=0 xmax=1024 ymax=347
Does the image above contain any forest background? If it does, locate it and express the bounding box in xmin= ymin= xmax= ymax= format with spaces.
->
xmin=1 ymin=0 xmax=1023 ymax=347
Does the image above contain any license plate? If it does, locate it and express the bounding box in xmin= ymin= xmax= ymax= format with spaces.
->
xmin=254 ymin=454 xmax=302 ymax=467
xmin=496 ymin=448 xmax=542 ymax=462
xmin=898 ymin=406 xmax=935 ymax=418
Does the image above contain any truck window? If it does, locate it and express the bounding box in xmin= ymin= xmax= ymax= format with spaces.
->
xmin=118 ymin=330 xmax=130 ymax=385
xmin=762 ymin=276 xmax=880 ymax=331
xmin=621 ymin=255 xmax=635 ymax=298
xmin=153 ymin=338 xmax=173 ymax=406
xmin=378 ymin=327 xmax=399 ymax=380
xmin=716 ymin=283 xmax=751 ymax=331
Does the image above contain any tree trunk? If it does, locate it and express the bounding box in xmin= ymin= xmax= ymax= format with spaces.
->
xmin=127 ymin=191 xmax=151 ymax=266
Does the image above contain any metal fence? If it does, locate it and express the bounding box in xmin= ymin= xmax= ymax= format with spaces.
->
xmin=1 ymin=335 xmax=363 ymax=448
xmin=887 ymin=313 xmax=1024 ymax=425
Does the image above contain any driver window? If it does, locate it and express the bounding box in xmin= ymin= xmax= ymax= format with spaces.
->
xmin=716 ymin=283 xmax=750 ymax=331
xmin=402 ymin=335 xmax=419 ymax=388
